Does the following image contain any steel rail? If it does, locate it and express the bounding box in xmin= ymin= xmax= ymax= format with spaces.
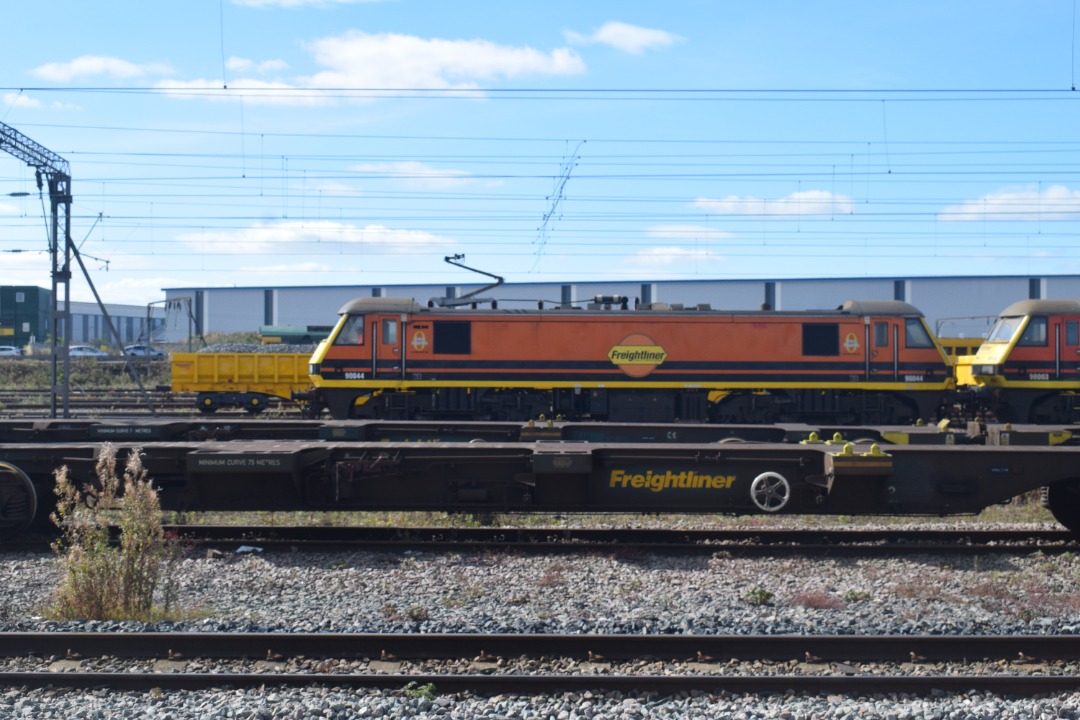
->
xmin=160 ymin=525 xmax=1076 ymax=545
xmin=4 ymin=632 xmax=1079 ymax=662
xmin=146 ymin=525 xmax=1077 ymax=556
xmin=0 ymin=671 xmax=1076 ymax=695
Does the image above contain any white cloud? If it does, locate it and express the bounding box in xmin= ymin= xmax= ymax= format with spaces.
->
xmin=646 ymin=224 xmax=733 ymax=240
xmin=226 ymin=57 xmax=289 ymax=73
xmin=939 ymin=185 xmax=1080 ymax=220
xmin=4 ymin=90 xmax=84 ymax=112
xmin=233 ymin=0 xmax=384 ymax=7
xmin=692 ymin=190 xmax=853 ymax=216
xmin=0 ymin=251 xmax=50 ymax=288
xmin=349 ymin=161 xmax=475 ymax=189
xmin=3 ymin=93 xmax=41 ymax=109
xmin=226 ymin=57 xmax=253 ymax=72
xmin=565 ymin=21 xmax=679 ymax=55
xmin=88 ymin=276 xmax=177 ymax=306
xmin=155 ymin=32 xmax=582 ymax=106
xmin=32 ymin=55 xmax=173 ymax=82
xmin=302 ymin=31 xmax=585 ymax=90
xmin=176 ymin=220 xmax=455 ymax=255
xmin=257 ymin=59 xmax=289 ymax=73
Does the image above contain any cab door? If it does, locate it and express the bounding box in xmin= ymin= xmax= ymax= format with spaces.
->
xmin=1056 ymin=316 xmax=1080 ymax=381
xmin=870 ymin=320 xmax=897 ymax=381
xmin=372 ymin=315 xmax=404 ymax=380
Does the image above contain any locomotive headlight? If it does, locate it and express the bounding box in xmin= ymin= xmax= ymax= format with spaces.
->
xmin=973 ymin=364 xmax=1001 ymax=376
xmin=309 ymin=363 xmax=320 ymax=376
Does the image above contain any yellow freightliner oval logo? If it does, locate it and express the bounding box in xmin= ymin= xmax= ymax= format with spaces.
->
xmin=608 ymin=333 xmax=667 ymax=378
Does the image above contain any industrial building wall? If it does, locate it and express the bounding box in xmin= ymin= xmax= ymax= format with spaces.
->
xmin=1047 ymin=277 xmax=1080 ymax=300
xmin=0 ymin=290 xmax=163 ymax=348
xmin=0 ymin=287 xmax=49 ymax=346
xmin=669 ymin=281 xmax=766 ymax=310
xmin=775 ymin=279 xmax=897 ymax=312
xmin=69 ymin=301 xmax=166 ymax=346
xmin=272 ymin=287 xmax=378 ymax=326
xmin=199 ymin=289 xmax=265 ymax=335
xmin=909 ymin=278 xmax=1030 ymax=339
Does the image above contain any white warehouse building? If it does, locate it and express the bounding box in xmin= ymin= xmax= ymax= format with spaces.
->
xmin=160 ymin=274 xmax=1080 ymax=343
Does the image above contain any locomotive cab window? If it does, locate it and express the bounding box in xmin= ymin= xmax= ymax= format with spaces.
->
xmin=381 ymin=319 xmax=398 ymax=344
xmin=874 ymin=322 xmax=889 ymax=347
xmin=1067 ymin=320 xmax=1079 ymax=346
xmin=1017 ymin=316 xmax=1048 ymax=346
xmin=802 ymin=323 xmax=839 ymax=356
xmin=433 ymin=321 xmax=471 ymax=354
xmin=333 ymin=315 xmax=365 ymax=345
xmin=904 ymin=318 xmax=934 ymax=348
xmin=986 ymin=317 xmax=1021 ymax=344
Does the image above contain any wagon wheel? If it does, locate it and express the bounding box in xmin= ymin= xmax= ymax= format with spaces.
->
xmin=750 ymin=472 xmax=791 ymax=513
xmin=245 ymin=394 xmax=265 ymax=415
xmin=0 ymin=462 xmax=37 ymax=541
xmin=197 ymin=394 xmax=219 ymax=415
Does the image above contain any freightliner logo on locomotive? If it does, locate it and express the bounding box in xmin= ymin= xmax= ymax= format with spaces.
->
xmin=608 ymin=334 xmax=667 ymax=378
xmin=609 ymin=468 xmax=735 ymax=492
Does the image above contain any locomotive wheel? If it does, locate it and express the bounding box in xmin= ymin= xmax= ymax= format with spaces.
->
xmin=750 ymin=471 xmax=791 ymax=513
xmin=0 ymin=462 xmax=37 ymax=541
xmin=1045 ymin=478 xmax=1080 ymax=537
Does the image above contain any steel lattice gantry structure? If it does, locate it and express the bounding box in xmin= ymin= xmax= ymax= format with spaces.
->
xmin=0 ymin=121 xmax=73 ymax=417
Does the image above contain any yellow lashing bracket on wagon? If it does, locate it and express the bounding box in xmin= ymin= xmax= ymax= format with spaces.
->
xmin=825 ymin=442 xmax=894 ymax=477
xmin=1048 ymin=431 xmax=1074 ymax=446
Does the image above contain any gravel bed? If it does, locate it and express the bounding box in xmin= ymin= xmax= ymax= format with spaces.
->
xmin=8 ymin=544 xmax=1073 ymax=637
xmin=6 ymin=653 xmax=1080 ymax=678
xmin=2 ymin=686 xmax=1079 ymax=719
xmin=0 ymin=531 xmax=1078 ymax=718
xmin=198 ymin=343 xmax=318 ymax=355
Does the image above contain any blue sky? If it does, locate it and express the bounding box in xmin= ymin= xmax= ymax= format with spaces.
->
xmin=2 ymin=0 xmax=1080 ymax=305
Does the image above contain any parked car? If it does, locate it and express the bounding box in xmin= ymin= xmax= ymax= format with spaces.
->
xmin=69 ymin=345 xmax=109 ymax=358
xmin=123 ymin=344 xmax=167 ymax=359
xmin=0 ymin=346 xmax=22 ymax=357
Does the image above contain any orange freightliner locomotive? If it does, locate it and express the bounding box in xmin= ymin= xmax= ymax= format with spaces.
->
xmin=302 ymin=296 xmax=953 ymax=424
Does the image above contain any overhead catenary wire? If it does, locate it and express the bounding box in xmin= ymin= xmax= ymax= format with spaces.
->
xmin=4 ymin=108 xmax=1080 ymax=284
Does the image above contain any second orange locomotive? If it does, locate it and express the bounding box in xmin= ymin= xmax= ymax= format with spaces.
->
xmin=304 ymin=296 xmax=953 ymax=423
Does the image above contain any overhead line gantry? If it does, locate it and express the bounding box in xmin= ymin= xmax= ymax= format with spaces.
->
xmin=1 ymin=122 xmax=159 ymax=418
xmin=0 ymin=120 xmax=73 ymax=417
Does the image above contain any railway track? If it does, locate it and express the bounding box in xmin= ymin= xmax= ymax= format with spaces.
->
xmin=3 ymin=632 xmax=1078 ymax=695
xmin=0 ymin=389 xmax=191 ymax=416
xmin=143 ymin=525 xmax=1078 ymax=556
xmin=0 ymin=389 xmax=299 ymax=417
